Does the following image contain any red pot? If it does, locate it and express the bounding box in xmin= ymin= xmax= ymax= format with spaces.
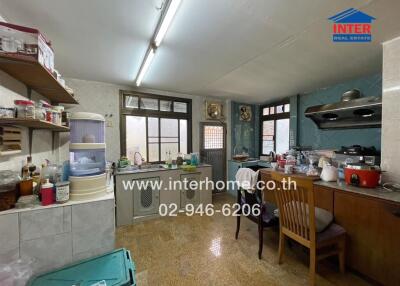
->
xmin=344 ymin=164 xmax=380 ymax=188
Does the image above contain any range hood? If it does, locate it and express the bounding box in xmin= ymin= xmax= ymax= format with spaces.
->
xmin=305 ymin=90 xmax=382 ymax=129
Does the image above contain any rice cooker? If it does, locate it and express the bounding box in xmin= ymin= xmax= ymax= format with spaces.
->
xmin=344 ymin=162 xmax=380 ymax=188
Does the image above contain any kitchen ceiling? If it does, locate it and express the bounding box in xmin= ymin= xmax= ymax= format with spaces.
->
xmin=1 ymin=0 xmax=400 ymax=103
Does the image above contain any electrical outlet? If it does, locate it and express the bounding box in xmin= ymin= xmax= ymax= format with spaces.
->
xmin=106 ymin=120 xmax=113 ymax=127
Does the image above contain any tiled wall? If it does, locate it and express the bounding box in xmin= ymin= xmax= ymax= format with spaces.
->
xmin=63 ymin=78 xmax=231 ymax=162
xmin=296 ymin=73 xmax=382 ymax=150
xmin=231 ymin=102 xmax=259 ymax=158
xmin=382 ymin=37 xmax=400 ymax=182
xmin=0 ymin=71 xmax=59 ymax=172
xmin=0 ymin=198 xmax=115 ymax=274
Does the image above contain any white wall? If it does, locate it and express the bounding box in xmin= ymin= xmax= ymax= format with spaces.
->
xmin=0 ymin=71 xmax=58 ymax=172
xmin=381 ymin=37 xmax=400 ymax=182
xmin=0 ymin=72 xmax=230 ymax=173
xmin=62 ymin=78 xmax=231 ymax=162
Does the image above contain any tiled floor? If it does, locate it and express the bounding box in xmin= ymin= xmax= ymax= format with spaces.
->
xmin=116 ymin=193 xmax=371 ymax=286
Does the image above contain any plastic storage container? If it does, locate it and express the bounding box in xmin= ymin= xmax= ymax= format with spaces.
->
xmin=69 ymin=173 xmax=107 ymax=200
xmin=69 ymin=143 xmax=106 ymax=177
xmin=27 ymin=248 xmax=136 ymax=286
xmin=0 ymin=170 xmax=19 ymax=211
xmin=70 ymin=112 xmax=105 ymax=143
xmin=53 ymin=106 xmax=64 ymax=125
xmin=14 ymin=100 xmax=35 ymax=119
xmin=34 ymin=102 xmax=46 ymax=120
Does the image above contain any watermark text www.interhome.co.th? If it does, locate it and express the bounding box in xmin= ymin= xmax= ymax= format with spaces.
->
xmin=121 ymin=177 xmax=296 ymax=192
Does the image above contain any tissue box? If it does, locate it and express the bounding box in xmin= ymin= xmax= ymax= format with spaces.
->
xmin=0 ymin=21 xmax=54 ymax=72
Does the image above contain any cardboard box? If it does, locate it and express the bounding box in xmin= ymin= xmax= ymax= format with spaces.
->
xmin=0 ymin=21 xmax=54 ymax=72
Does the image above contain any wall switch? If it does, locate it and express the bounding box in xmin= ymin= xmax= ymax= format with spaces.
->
xmin=106 ymin=120 xmax=113 ymax=127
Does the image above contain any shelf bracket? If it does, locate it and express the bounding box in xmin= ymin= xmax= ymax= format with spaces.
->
xmin=26 ymin=86 xmax=32 ymax=100
xmin=28 ymin=127 xmax=33 ymax=156
xmin=52 ymin=131 xmax=58 ymax=154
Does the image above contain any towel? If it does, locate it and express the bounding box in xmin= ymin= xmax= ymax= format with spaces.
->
xmin=235 ymin=168 xmax=259 ymax=193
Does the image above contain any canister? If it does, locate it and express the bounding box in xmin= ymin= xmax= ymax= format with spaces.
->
xmin=55 ymin=181 xmax=70 ymax=203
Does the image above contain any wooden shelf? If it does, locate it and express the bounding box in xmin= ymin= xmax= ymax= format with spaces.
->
xmin=0 ymin=54 xmax=78 ymax=104
xmin=0 ymin=118 xmax=70 ymax=132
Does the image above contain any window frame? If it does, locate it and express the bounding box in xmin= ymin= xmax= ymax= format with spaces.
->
xmin=259 ymin=99 xmax=290 ymax=155
xmin=120 ymin=90 xmax=192 ymax=163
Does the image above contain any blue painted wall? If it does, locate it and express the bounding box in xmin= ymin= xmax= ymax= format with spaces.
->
xmin=231 ymin=102 xmax=259 ymax=158
xmin=297 ymin=73 xmax=382 ymax=150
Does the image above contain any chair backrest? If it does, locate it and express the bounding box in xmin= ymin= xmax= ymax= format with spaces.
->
xmin=271 ymin=172 xmax=316 ymax=246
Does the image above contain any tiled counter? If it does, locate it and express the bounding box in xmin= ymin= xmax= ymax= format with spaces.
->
xmin=0 ymin=192 xmax=115 ymax=274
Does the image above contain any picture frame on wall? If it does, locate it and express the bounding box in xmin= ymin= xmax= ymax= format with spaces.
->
xmin=239 ymin=105 xmax=252 ymax=121
xmin=205 ymin=101 xmax=224 ymax=120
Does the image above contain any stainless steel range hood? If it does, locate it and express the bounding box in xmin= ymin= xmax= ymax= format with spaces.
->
xmin=305 ymin=91 xmax=382 ymax=129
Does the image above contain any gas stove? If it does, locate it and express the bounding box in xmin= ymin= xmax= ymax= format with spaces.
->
xmin=334 ymin=145 xmax=380 ymax=166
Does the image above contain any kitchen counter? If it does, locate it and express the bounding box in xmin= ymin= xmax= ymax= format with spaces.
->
xmin=314 ymin=180 xmax=400 ymax=203
xmin=0 ymin=189 xmax=114 ymax=216
xmin=0 ymin=189 xmax=115 ymax=274
xmin=115 ymin=163 xmax=212 ymax=175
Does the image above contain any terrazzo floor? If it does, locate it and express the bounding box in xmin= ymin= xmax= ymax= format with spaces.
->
xmin=116 ymin=193 xmax=371 ymax=286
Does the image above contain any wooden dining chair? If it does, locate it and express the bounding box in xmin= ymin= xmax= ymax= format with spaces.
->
xmin=271 ymin=172 xmax=346 ymax=286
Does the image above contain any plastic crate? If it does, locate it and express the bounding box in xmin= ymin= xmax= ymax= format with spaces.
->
xmin=28 ymin=248 xmax=136 ymax=286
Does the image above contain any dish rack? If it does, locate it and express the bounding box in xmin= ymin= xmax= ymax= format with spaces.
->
xmin=69 ymin=112 xmax=106 ymax=200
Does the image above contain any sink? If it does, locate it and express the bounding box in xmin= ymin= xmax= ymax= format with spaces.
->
xmin=117 ymin=164 xmax=166 ymax=174
xmin=139 ymin=164 xmax=164 ymax=170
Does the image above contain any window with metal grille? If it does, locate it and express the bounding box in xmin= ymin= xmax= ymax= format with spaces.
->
xmin=120 ymin=91 xmax=192 ymax=163
xmin=203 ymin=125 xmax=224 ymax=149
xmin=260 ymin=100 xmax=290 ymax=155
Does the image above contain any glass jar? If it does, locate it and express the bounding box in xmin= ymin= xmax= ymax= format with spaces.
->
xmin=40 ymin=101 xmax=53 ymax=122
xmin=14 ymin=100 xmax=35 ymax=119
xmin=34 ymin=103 xmax=46 ymax=121
xmin=53 ymin=106 xmax=64 ymax=125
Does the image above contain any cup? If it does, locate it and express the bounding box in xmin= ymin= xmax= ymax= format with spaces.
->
xmin=285 ymin=164 xmax=294 ymax=174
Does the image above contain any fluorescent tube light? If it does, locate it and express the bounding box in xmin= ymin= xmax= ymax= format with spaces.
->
xmin=154 ymin=0 xmax=181 ymax=47
xmin=136 ymin=48 xmax=155 ymax=86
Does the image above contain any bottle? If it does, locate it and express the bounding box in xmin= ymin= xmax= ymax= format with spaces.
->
xmin=40 ymin=179 xmax=54 ymax=206
xmin=176 ymin=152 xmax=184 ymax=166
xmin=20 ymin=156 xmax=34 ymax=196
xmin=166 ymin=151 xmax=172 ymax=168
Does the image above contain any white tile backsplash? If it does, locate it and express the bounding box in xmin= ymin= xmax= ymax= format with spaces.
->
xmin=0 ymin=70 xmax=59 ymax=172
xmin=382 ymin=36 xmax=400 ymax=182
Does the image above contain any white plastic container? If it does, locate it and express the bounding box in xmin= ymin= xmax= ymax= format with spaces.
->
xmin=69 ymin=143 xmax=106 ymax=177
xmin=69 ymin=112 xmax=105 ymax=143
xmin=69 ymin=173 xmax=107 ymax=201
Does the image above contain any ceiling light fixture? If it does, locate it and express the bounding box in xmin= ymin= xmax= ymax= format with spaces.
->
xmin=154 ymin=0 xmax=182 ymax=47
xmin=135 ymin=0 xmax=182 ymax=86
xmin=136 ymin=48 xmax=155 ymax=86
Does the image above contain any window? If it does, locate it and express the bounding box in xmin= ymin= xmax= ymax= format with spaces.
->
xmin=120 ymin=91 xmax=192 ymax=163
xmin=260 ymin=101 xmax=290 ymax=155
xmin=203 ymin=125 xmax=224 ymax=149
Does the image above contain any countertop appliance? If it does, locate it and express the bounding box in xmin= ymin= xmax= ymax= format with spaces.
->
xmin=344 ymin=162 xmax=380 ymax=188
xmin=334 ymin=145 xmax=380 ymax=166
